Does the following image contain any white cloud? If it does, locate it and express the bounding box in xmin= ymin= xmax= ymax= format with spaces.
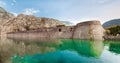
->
xmin=0 ymin=1 xmax=6 ymax=7
xmin=11 ymin=0 xmax=16 ymax=6
xmin=11 ymin=3 xmax=14 ymax=6
xmin=22 ymin=8 xmax=40 ymax=15
xmin=13 ymin=0 xmax=16 ymax=3
xmin=92 ymin=0 xmax=110 ymax=4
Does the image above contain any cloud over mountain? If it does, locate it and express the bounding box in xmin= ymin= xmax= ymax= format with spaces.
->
xmin=22 ymin=8 xmax=40 ymax=15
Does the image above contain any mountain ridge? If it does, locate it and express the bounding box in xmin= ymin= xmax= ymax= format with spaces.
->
xmin=0 ymin=7 xmax=65 ymax=35
xmin=102 ymin=19 xmax=120 ymax=28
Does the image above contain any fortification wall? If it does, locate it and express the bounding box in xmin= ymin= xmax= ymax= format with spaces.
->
xmin=7 ymin=27 xmax=73 ymax=39
xmin=7 ymin=21 xmax=104 ymax=40
xmin=73 ymin=21 xmax=104 ymax=40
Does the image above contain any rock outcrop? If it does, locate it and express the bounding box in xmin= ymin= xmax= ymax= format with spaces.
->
xmin=0 ymin=7 xmax=64 ymax=36
xmin=0 ymin=7 xmax=14 ymax=24
xmin=0 ymin=7 xmax=14 ymax=35
xmin=1 ymin=14 xmax=64 ymax=35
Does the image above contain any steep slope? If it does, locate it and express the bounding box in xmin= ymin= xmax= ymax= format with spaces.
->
xmin=0 ymin=7 xmax=14 ymax=35
xmin=1 ymin=14 xmax=64 ymax=34
xmin=102 ymin=19 xmax=120 ymax=28
xmin=0 ymin=7 xmax=6 ymax=13
xmin=0 ymin=7 xmax=65 ymax=35
xmin=0 ymin=7 xmax=14 ymax=23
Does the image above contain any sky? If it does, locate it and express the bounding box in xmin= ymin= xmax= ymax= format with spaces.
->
xmin=0 ymin=0 xmax=120 ymax=24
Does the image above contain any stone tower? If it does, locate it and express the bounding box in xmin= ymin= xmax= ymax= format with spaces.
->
xmin=73 ymin=21 xmax=104 ymax=40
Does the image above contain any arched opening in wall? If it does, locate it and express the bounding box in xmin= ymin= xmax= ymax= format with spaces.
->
xmin=59 ymin=28 xmax=62 ymax=32
xmin=70 ymin=28 xmax=73 ymax=32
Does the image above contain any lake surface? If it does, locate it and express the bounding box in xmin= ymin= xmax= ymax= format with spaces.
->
xmin=0 ymin=38 xmax=120 ymax=63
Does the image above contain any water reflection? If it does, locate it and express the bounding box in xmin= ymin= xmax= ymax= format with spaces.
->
xmin=0 ymin=38 xmax=59 ymax=63
xmin=104 ymin=40 xmax=120 ymax=54
xmin=109 ymin=42 xmax=120 ymax=54
xmin=0 ymin=38 xmax=120 ymax=63
xmin=57 ymin=39 xmax=104 ymax=58
xmin=0 ymin=37 xmax=104 ymax=63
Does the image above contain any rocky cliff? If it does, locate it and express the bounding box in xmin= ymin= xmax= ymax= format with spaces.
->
xmin=0 ymin=7 xmax=14 ymax=24
xmin=0 ymin=7 xmax=64 ymax=36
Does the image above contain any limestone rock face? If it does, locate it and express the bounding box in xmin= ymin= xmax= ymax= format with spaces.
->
xmin=0 ymin=13 xmax=64 ymax=35
xmin=0 ymin=7 xmax=14 ymax=23
xmin=0 ymin=7 xmax=64 ymax=35
xmin=0 ymin=7 xmax=14 ymax=36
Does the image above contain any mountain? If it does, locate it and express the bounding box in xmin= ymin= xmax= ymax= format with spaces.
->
xmin=0 ymin=7 xmax=14 ymax=26
xmin=1 ymin=14 xmax=64 ymax=34
xmin=102 ymin=19 xmax=120 ymax=28
xmin=0 ymin=7 xmax=65 ymax=35
xmin=0 ymin=7 xmax=14 ymax=20
xmin=0 ymin=7 xmax=6 ymax=13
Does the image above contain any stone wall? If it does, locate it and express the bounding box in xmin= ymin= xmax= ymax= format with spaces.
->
xmin=7 ymin=26 xmax=73 ymax=39
xmin=73 ymin=21 xmax=104 ymax=40
xmin=7 ymin=21 xmax=104 ymax=40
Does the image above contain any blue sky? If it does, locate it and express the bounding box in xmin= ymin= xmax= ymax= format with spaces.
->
xmin=0 ymin=0 xmax=120 ymax=24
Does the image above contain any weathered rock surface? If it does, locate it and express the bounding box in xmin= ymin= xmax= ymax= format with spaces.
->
xmin=0 ymin=7 xmax=14 ymax=24
xmin=1 ymin=14 xmax=64 ymax=34
xmin=0 ymin=7 xmax=64 ymax=36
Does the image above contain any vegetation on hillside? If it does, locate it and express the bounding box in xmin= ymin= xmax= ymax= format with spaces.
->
xmin=105 ymin=26 xmax=120 ymax=36
xmin=102 ymin=19 xmax=120 ymax=28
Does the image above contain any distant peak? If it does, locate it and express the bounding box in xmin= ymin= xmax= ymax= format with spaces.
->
xmin=0 ymin=7 xmax=7 ymax=13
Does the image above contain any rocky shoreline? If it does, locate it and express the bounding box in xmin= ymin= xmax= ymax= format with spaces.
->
xmin=104 ymin=35 xmax=120 ymax=40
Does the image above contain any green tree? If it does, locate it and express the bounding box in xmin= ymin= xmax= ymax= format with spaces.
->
xmin=106 ymin=26 xmax=120 ymax=36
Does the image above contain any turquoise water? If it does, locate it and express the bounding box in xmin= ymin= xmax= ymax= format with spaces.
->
xmin=0 ymin=38 xmax=120 ymax=63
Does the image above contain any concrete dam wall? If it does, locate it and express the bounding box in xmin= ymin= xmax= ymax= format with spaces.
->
xmin=7 ymin=21 xmax=104 ymax=40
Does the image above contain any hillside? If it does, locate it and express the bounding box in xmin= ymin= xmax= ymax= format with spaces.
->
xmin=0 ymin=7 xmax=14 ymax=23
xmin=0 ymin=7 xmax=65 ymax=35
xmin=102 ymin=19 xmax=120 ymax=28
